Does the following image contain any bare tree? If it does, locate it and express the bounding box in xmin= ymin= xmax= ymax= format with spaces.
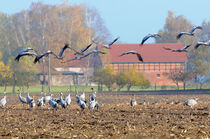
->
xmin=163 ymin=69 xmax=192 ymax=90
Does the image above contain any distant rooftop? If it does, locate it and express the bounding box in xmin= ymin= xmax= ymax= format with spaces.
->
xmin=63 ymin=43 xmax=188 ymax=67
xmin=102 ymin=43 xmax=188 ymax=63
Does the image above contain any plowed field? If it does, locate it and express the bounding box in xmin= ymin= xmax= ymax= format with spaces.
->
xmin=0 ymin=93 xmax=209 ymax=138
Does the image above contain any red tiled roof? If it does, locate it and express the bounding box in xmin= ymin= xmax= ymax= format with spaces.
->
xmin=61 ymin=43 xmax=187 ymax=67
xmin=102 ymin=43 xmax=188 ymax=63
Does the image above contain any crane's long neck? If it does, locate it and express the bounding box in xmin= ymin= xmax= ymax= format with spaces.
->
xmin=60 ymin=93 xmax=63 ymax=99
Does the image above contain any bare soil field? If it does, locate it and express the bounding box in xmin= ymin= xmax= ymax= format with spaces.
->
xmin=0 ymin=92 xmax=209 ymax=138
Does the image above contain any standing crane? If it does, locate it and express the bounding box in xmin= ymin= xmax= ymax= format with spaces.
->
xmin=0 ymin=92 xmax=6 ymax=107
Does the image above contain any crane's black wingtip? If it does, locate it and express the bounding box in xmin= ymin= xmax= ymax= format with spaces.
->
xmin=15 ymin=56 xmax=20 ymax=62
xmin=33 ymin=59 xmax=39 ymax=64
xmin=194 ymin=45 xmax=199 ymax=49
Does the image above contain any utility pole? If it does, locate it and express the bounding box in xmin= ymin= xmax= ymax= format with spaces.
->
xmin=41 ymin=58 xmax=45 ymax=92
xmin=85 ymin=7 xmax=92 ymax=86
xmin=48 ymin=55 xmax=51 ymax=93
xmin=40 ymin=10 xmax=48 ymax=93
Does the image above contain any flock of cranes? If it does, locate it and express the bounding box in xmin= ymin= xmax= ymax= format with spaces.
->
xmin=0 ymin=91 xmax=199 ymax=110
xmin=15 ymin=37 xmax=119 ymax=64
xmin=16 ymin=88 xmax=99 ymax=111
xmin=17 ymin=89 xmax=72 ymax=109
xmin=126 ymin=26 xmax=207 ymax=62
xmin=14 ymin=25 xmax=208 ymax=65
xmin=129 ymin=94 xmax=199 ymax=108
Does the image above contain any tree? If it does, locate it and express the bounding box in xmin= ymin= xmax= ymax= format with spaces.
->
xmin=0 ymin=2 xmax=111 ymax=91
xmin=26 ymin=2 xmax=110 ymax=67
xmin=91 ymin=66 xmax=115 ymax=91
xmin=195 ymin=75 xmax=210 ymax=89
xmin=85 ymin=6 xmax=112 ymax=44
xmin=102 ymin=66 xmax=115 ymax=91
xmin=7 ymin=43 xmax=39 ymax=93
xmin=125 ymin=67 xmax=150 ymax=91
xmin=115 ymin=71 xmax=128 ymax=91
xmin=0 ymin=2 xmax=113 ymax=91
xmin=193 ymin=58 xmax=209 ymax=89
xmin=0 ymin=52 xmax=13 ymax=91
xmin=135 ymin=73 xmax=150 ymax=89
xmin=8 ymin=58 xmax=39 ymax=94
xmin=91 ymin=68 xmax=104 ymax=91
xmin=0 ymin=2 xmax=111 ymax=68
xmin=0 ymin=13 xmax=18 ymax=64
xmin=193 ymin=21 xmax=210 ymax=88
xmin=125 ymin=68 xmax=137 ymax=91
xmin=163 ymin=69 xmax=191 ymax=90
xmin=156 ymin=11 xmax=195 ymax=44
xmin=157 ymin=11 xmax=209 ymax=89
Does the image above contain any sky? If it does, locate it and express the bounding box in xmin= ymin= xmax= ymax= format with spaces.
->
xmin=0 ymin=0 xmax=210 ymax=43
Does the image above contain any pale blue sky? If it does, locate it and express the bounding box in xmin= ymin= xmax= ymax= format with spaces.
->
xmin=0 ymin=0 xmax=210 ymax=43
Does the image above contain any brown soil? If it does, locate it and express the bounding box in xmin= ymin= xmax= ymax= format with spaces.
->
xmin=0 ymin=93 xmax=209 ymax=138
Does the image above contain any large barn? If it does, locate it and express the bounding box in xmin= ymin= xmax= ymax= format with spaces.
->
xmin=103 ymin=43 xmax=188 ymax=86
xmin=49 ymin=43 xmax=187 ymax=86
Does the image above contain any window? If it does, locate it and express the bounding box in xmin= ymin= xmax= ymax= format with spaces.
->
xmin=157 ymin=74 xmax=160 ymax=78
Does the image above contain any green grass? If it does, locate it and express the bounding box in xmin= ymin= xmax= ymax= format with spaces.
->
xmin=0 ymin=85 xmax=98 ymax=94
xmin=0 ymin=83 xmax=209 ymax=94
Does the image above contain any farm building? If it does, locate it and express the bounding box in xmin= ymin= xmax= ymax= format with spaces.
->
xmin=43 ymin=43 xmax=187 ymax=86
xmin=102 ymin=43 xmax=188 ymax=86
xmin=40 ymin=47 xmax=103 ymax=86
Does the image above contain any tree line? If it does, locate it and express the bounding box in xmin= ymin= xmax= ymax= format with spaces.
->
xmin=91 ymin=66 xmax=150 ymax=91
xmin=157 ymin=11 xmax=210 ymax=89
xmin=0 ymin=2 xmax=111 ymax=92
